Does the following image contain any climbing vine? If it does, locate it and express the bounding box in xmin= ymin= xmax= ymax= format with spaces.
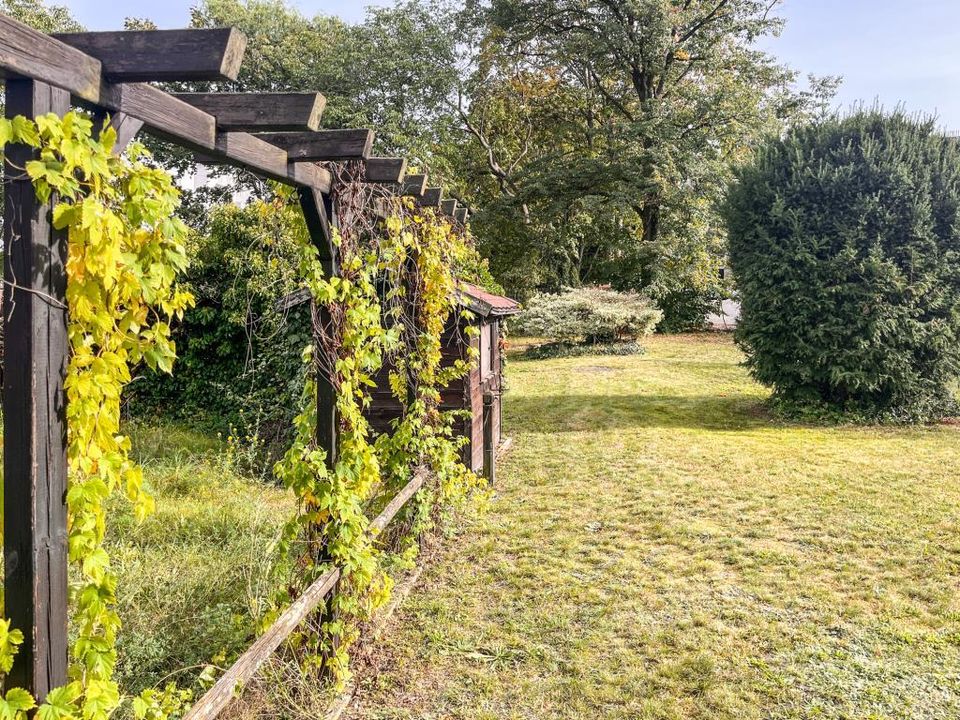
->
xmin=271 ymin=172 xmax=487 ymax=686
xmin=0 ymin=112 xmax=193 ymax=719
xmin=1 ymin=115 xmax=492 ymax=713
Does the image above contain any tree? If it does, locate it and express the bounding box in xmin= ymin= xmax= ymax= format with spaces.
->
xmin=725 ymin=109 xmax=960 ymax=421
xmin=454 ymin=0 xmax=836 ymax=314
xmin=0 ymin=0 xmax=81 ymax=33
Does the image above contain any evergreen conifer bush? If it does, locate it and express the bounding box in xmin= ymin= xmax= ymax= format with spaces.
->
xmin=725 ymin=110 xmax=960 ymax=421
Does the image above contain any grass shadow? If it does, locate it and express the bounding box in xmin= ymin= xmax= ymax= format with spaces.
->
xmin=506 ymin=392 xmax=775 ymax=433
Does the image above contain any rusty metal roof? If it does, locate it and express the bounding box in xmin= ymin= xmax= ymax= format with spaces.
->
xmin=457 ymin=282 xmax=521 ymax=317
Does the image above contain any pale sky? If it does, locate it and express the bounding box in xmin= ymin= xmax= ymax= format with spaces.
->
xmin=57 ymin=0 xmax=960 ymax=131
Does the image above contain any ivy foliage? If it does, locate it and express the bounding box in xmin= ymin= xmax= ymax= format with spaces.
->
xmin=725 ymin=109 xmax=960 ymax=422
xmin=1 ymin=112 xmax=193 ymax=720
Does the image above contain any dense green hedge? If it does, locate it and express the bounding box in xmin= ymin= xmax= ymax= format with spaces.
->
xmin=129 ymin=197 xmax=310 ymax=463
xmin=725 ymin=110 xmax=960 ymax=421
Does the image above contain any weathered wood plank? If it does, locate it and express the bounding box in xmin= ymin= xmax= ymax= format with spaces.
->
xmin=483 ymin=392 xmax=496 ymax=484
xmin=92 ymin=109 xmax=144 ymax=154
xmin=0 ymin=15 xmax=333 ymax=189
xmin=108 ymin=112 xmax=145 ymax=153
xmin=398 ymin=173 xmax=427 ymax=197
xmin=101 ymin=82 xmax=216 ymax=150
xmin=54 ymin=28 xmax=247 ymax=82
xmin=193 ymin=152 xmax=334 ymax=193
xmin=172 ymin=92 xmax=326 ymax=131
xmin=256 ymin=129 xmax=374 ymax=161
xmin=2 ymin=78 xmax=70 ymax=702
xmin=182 ymin=467 xmax=428 ymax=720
xmin=181 ymin=567 xmax=341 ymax=720
xmin=369 ymin=469 xmax=428 ymax=534
xmin=0 ymin=14 xmax=102 ymax=102
xmin=214 ymin=132 xmax=288 ymax=178
xmin=364 ymin=157 xmax=406 ymax=184
xmin=441 ymin=198 xmax=458 ymax=216
xmin=421 ymin=187 xmax=443 ymax=207
xmin=288 ymin=162 xmax=332 ymax=194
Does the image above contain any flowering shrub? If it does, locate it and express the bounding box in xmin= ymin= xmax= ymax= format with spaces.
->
xmin=516 ymin=286 xmax=662 ymax=343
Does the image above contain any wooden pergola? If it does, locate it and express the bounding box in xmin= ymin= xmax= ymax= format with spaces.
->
xmin=0 ymin=15 xmax=470 ymax=718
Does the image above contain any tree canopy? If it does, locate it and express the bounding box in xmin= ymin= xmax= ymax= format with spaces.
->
xmin=5 ymin=0 xmax=837 ymax=324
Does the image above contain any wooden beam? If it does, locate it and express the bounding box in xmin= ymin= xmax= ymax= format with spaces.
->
xmin=364 ymin=157 xmax=406 ymax=184
xmin=104 ymin=82 xmax=216 ymax=150
xmin=256 ymin=129 xmax=374 ymax=161
xmin=421 ymin=187 xmax=442 ymax=207
xmin=182 ymin=567 xmax=341 ymax=720
xmin=298 ymin=187 xmax=338 ymax=474
xmin=214 ymin=132 xmax=287 ymax=178
xmin=398 ymin=173 xmax=427 ymax=197
xmin=0 ymin=15 xmax=332 ymax=193
xmin=0 ymin=14 xmax=102 ymax=102
xmin=369 ymin=470 xmax=428 ymax=534
xmin=288 ymin=162 xmax=332 ymax=195
xmin=298 ymin=187 xmax=336 ymax=271
xmin=54 ymin=28 xmax=247 ymax=82
xmin=441 ymin=199 xmax=458 ymax=216
xmin=172 ymin=92 xmax=326 ymax=131
xmin=108 ymin=112 xmax=145 ymax=153
xmin=92 ymin=109 xmax=144 ymax=154
xmin=455 ymin=207 xmax=469 ymax=224
xmin=2 ymin=78 xmax=70 ymax=702
xmin=483 ymin=392 xmax=496 ymax=484
xmin=194 ymin=152 xmax=334 ymax=194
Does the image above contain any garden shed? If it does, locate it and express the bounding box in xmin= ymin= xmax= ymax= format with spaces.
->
xmin=367 ymin=282 xmax=520 ymax=479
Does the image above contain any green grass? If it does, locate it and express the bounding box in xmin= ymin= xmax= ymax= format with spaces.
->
xmin=107 ymin=422 xmax=292 ymax=695
xmin=342 ymin=334 xmax=960 ymax=720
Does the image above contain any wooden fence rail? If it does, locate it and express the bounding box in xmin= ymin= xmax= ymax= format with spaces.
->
xmin=183 ymin=468 xmax=429 ymax=720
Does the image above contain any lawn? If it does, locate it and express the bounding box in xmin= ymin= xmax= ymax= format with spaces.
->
xmin=341 ymin=333 xmax=960 ymax=720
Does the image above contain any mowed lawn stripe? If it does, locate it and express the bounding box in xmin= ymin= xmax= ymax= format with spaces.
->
xmin=345 ymin=334 xmax=960 ymax=720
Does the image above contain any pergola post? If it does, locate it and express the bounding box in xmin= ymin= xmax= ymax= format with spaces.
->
xmin=297 ymin=187 xmax=339 ymax=470
xmin=2 ymin=78 xmax=71 ymax=700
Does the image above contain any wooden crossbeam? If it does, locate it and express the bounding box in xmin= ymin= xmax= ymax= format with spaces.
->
xmin=172 ymin=92 xmax=326 ymax=131
xmin=288 ymin=163 xmax=332 ymax=194
xmin=421 ymin=187 xmax=443 ymax=207
xmin=364 ymin=157 xmax=406 ymax=183
xmin=102 ymin=82 xmax=216 ymax=150
xmin=256 ymin=129 xmax=374 ymax=161
xmin=440 ymin=198 xmax=458 ymax=216
xmin=0 ymin=16 xmax=337 ymax=195
xmin=0 ymin=14 xmax=101 ymax=100
xmin=54 ymin=28 xmax=247 ymax=82
xmin=398 ymin=173 xmax=428 ymax=197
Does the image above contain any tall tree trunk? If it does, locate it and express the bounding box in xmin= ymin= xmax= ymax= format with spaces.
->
xmin=641 ymin=203 xmax=660 ymax=244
